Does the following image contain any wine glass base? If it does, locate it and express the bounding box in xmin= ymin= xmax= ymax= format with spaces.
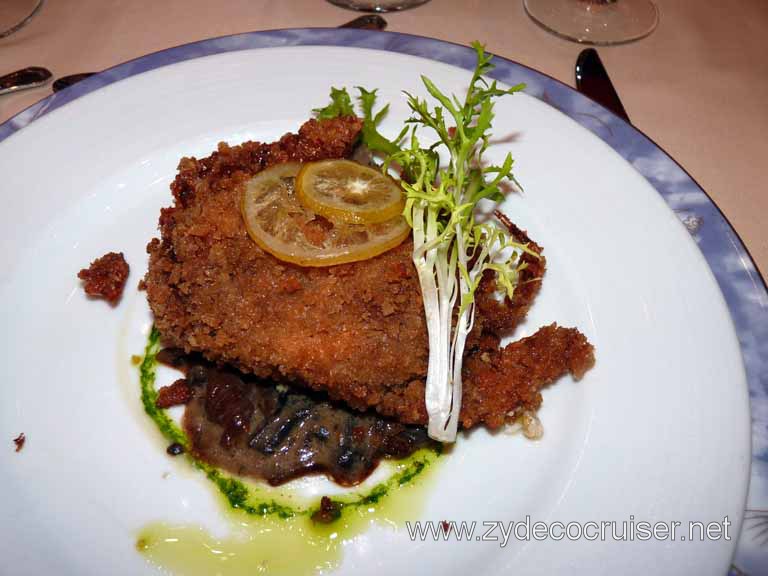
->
xmin=327 ymin=0 xmax=431 ymax=13
xmin=523 ymin=0 xmax=658 ymax=46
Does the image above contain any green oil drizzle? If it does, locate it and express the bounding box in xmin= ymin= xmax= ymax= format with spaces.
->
xmin=137 ymin=326 xmax=440 ymax=575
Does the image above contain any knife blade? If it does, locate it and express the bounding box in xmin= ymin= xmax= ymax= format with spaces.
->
xmin=575 ymin=48 xmax=630 ymax=124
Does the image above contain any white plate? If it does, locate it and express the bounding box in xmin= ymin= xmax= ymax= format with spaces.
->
xmin=0 ymin=43 xmax=750 ymax=575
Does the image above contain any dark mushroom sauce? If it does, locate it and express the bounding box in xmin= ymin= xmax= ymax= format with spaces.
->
xmin=156 ymin=349 xmax=436 ymax=487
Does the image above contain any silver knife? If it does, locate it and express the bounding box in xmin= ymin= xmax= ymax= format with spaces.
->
xmin=575 ymin=48 xmax=630 ymax=124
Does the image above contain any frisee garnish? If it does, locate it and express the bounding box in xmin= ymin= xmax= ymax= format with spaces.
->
xmin=312 ymin=87 xmax=355 ymax=119
xmin=314 ymin=42 xmax=538 ymax=442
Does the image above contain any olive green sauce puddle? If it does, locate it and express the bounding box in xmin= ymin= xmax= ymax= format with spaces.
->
xmin=137 ymin=327 xmax=441 ymax=575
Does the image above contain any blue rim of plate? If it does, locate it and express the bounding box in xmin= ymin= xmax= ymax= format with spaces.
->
xmin=1 ymin=28 xmax=765 ymax=575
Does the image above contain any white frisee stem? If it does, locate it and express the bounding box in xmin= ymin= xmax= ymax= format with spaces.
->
xmin=440 ymin=226 xmax=493 ymax=441
xmin=413 ymin=203 xmax=449 ymax=440
xmin=428 ymin=240 xmax=457 ymax=440
xmin=442 ymin=227 xmax=478 ymax=441
xmin=412 ymin=199 xmax=462 ymax=442
xmin=416 ymin=191 xmax=506 ymax=442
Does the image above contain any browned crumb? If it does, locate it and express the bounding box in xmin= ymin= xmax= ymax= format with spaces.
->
xmin=13 ymin=432 xmax=25 ymax=452
xmin=155 ymin=379 xmax=192 ymax=409
xmin=78 ymin=252 xmax=129 ymax=304
xmin=311 ymin=496 xmax=342 ymax=524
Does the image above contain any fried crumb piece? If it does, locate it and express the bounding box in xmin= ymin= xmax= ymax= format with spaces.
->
xmin=155 ymin=379 xmax=193 ymax=408
xmin=311 ymin=496 xmax=342 ymax=524
xmin=280 ymin=276 xmax=302 ymax=294
xmin=131 ymin=355 xmax=142 ymax=365
xmin=13 ymin=432 xmax=25 ymax=452
xmin=520 ymin=410 xmax=544 ymax=440
xmin=505 ymin=410 xmax=545 ymax=440
xmin=78 ymin=252 xmax=129 ymax=304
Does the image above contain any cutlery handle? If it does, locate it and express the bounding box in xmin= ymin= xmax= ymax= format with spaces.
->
xmin=575 ymin=49 xmax=630 ymax=124
xmin=0 ymin=66 xmax=52 ymax=96
xmin=52 ymin=73 xmax=96 ymax=93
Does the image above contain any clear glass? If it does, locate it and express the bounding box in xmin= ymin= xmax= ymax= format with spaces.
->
xmin=327 ymin=0 xmax=431 ymax=12
xmin=523 ymin=0 xmax=658 ymax=45
xmin=0 ymin=0 xmax=45 ymax=40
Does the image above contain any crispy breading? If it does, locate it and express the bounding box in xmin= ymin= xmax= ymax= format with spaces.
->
xmin=78 ymin=252 xmax=129 ymax=304
xmin=375 ymin=324 xmax=594 ymax=429
xmin=145 ymin=116 xmax=593 ymax=430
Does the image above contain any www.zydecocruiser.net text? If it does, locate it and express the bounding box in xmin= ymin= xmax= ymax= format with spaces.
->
xmin=406 ymin=516 xmax=732 ymax=547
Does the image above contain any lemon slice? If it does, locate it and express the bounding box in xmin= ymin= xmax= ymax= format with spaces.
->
xmin=296 ymin=159 xmax=405 ymax=224
xmin=241 ymin=162 xmax=410 ymax=267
